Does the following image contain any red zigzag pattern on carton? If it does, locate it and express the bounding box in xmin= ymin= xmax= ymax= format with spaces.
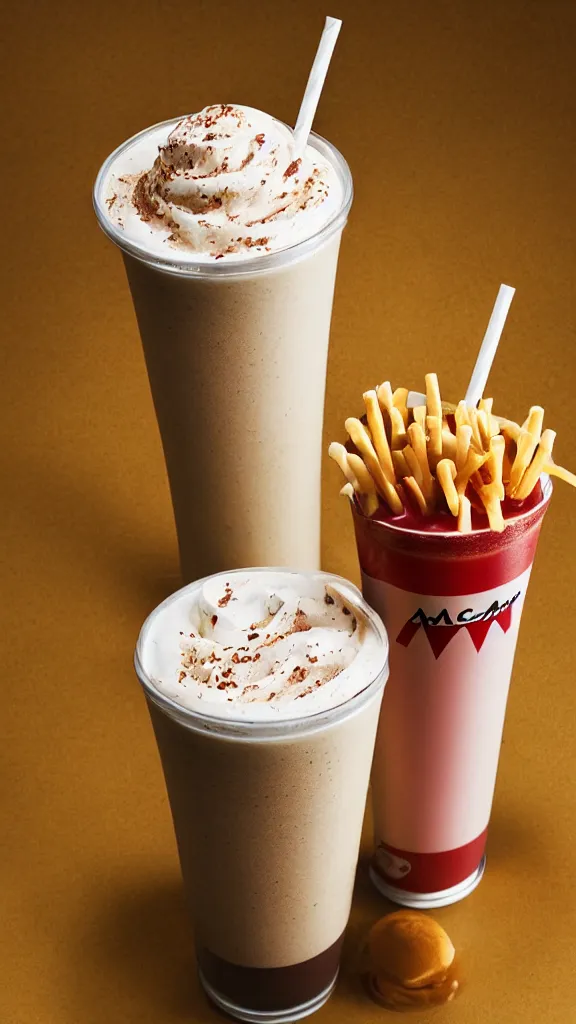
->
xmin=396 ymin=604 xmax=513 ymax=659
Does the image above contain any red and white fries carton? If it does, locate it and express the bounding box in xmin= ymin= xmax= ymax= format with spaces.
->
xmin=352 ymin=477 xmax=552 ymax=908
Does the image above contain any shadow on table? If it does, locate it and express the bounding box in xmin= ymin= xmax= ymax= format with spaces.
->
xmin=486 ymin=803 xmax=546 ymax=870
xmin=73 ymin=874 xmax=219 ymax=1023
xmin=333 ymin=850 xmax=398 ymax=1010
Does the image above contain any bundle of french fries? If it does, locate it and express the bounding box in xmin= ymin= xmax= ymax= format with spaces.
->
xmin=329 ymin=374 xmax=576 ymax=533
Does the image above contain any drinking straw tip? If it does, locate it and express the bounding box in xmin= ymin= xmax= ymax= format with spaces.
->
xmin=293 ymin=16 xmax=343 ymax=155
xmin=464 ymin=284 xmax=516 ymax=408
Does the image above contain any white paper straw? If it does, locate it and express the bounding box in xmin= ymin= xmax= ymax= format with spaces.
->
xmin=293 ymin=16 xmax=342 ymax=156
xmin=407 ymin=391 xmax=427 ymax=408
xmin=464 ymin=284 xmax=516 ymax=408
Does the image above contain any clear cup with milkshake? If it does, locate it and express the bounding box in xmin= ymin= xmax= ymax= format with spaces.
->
xmin=93 ymin=19 xmax=350 ymax=580
xmin=135 ymin=568 xmax=389 ymax=1021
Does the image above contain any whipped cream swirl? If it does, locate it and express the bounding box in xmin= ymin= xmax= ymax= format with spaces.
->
xmin=103 ymin=104 xmax=344 ymax=261
xmin=140 ymin=571 xmax=386 ymax=720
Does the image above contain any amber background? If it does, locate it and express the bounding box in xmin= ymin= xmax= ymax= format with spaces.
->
xmin=3 ymin=0 xmax=576 ymax=1021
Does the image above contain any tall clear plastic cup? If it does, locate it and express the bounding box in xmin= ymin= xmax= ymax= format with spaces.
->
xmin=94 ymin=119 xmax=352 ymax=581
xmin=134 ymin=568 xmax=389 ymax=1022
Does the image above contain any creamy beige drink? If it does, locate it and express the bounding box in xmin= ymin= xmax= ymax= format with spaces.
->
xmin=135 ymin=569 xmax=389 ymax=1022
xmin=94 ymin=105 xmax=352 ymax=580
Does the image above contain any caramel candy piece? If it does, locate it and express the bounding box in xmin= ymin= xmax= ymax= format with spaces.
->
xmin=367 ymin=910 xmax=455 ymax=989
xmin=368 ymin=971 xmax=458 ymax=1011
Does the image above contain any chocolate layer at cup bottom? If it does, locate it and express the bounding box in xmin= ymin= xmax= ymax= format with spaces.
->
xmin=197 ymin=932 xmax=345 ymax=1012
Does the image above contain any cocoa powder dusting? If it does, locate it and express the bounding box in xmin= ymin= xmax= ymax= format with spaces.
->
xmin=283 ymin=158 xmax=301 ymax=179
xmin=243 ymin=236 xmax=270 ymax=248
xmin=287 ymin=666 xmax=308 ymax=686
xmin=133 ymin=173 xmax=159 ymax=222
xmin=291 ymin=609 xmax=311 ymax=633
xmin=218 ymin=586 xmax=233 ymax=607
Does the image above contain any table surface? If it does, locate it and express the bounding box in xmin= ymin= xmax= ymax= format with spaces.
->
xmin=3 ymin=1 xmax=576 ymax=1022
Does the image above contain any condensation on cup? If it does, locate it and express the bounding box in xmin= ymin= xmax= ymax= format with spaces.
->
xmin=352 ymin=476 xmax=552 ymax=909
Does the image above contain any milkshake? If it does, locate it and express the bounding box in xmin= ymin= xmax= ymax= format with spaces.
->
xmin=329 ymin=369 xmax=575 ymax=906
xmin=94 ymin=104 xmax=352 ymax=580
xmin=135 ymin=568 xmax=389 ymax=1022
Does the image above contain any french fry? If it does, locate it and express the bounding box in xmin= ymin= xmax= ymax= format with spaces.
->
xmin=502 ymin=434 xmax=515 ymax=486
xmin=488 ymin=434 xmax=506 ymax=500
xmin=363 ymin=390 xmax=396 ymax=482
xmin=507 ymin=408 xmax=544 ymax=495
xmin=479 ymin=397 xmax=500 ymax=438
xmin=522 ymin=405 xmax=544 ymax=440
xmin=356 ymin=491 xmax=380 ymax=517
xmin=478 ymin=487 xmax=505 ymax=532
xmin=513 ymin=429 xmax=556 ymax=500
xmin=455 ymin=424 xmax=473 ymax=471
xmin=437 ymin=459 xmax=459 ymax=516
xmin=328 ymin=444 xmax=378 ymax=516
xmin=381 ymin=477 xmax=404 ymax=515
xmin=390 ymin=406 xmax=408 ymax=449
xmin=393 ymin=387 xmax=410 ymax=427
xmin=329 ymin=443 xmax=379 ymax=517
xmin=377 ymin=381 xmax=394 ymax=415
xmin=455 ymin=401 xmax=471 ymax=430
xmin=342 ymin=422 xmax=404 ymax=514
xmin=404 ymin=476 xmax=431 ymax=516
xmin=468 ymin=408 xmax=484 ymax=451
xmin=392 ymin=449 xmax=410 ymax=479
xmin=328 ymin=442 xmax=359 ymax=488
xmin=454 ymin=449 xmax=489 ymax=495
xmin=477 ymin=410 xmax=491 ymax=450
xmin=544 ymin=462 xmax=576 ymax=488
xmin=345 ymin=417 xmax=390 ymax=496
xmin=403 ymin=444 xmax=424 ymax=485
xmin=407 ymin=422 xmax=435 ymax=500
xmin=339 ymin=481 xmax=379 ymax=517
xmin=457 ymin=494 xmax=472 ymax=533
xmin=347 ymin=452 xmax=379 ymax=496
xmin=478 ymin=397 xmax=492 ymax=414
xmin=509 ymin=429 xmax=538 ymax=494
xmin=425 ymin=372 xmax=442 ymax=420
xmin=441 ymin=427 xmax=458 ymax=461
xmin=498 ymin=416 xmax=522 ymax=442
xmin=412 ymin=405 xmax=427 ymax=432
xmin=426 ymin=414 xmax=443 ymax=458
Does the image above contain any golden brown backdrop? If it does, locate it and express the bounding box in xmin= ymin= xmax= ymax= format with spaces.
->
xmin=2 ymin=1 xmax=576 ymax=1021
